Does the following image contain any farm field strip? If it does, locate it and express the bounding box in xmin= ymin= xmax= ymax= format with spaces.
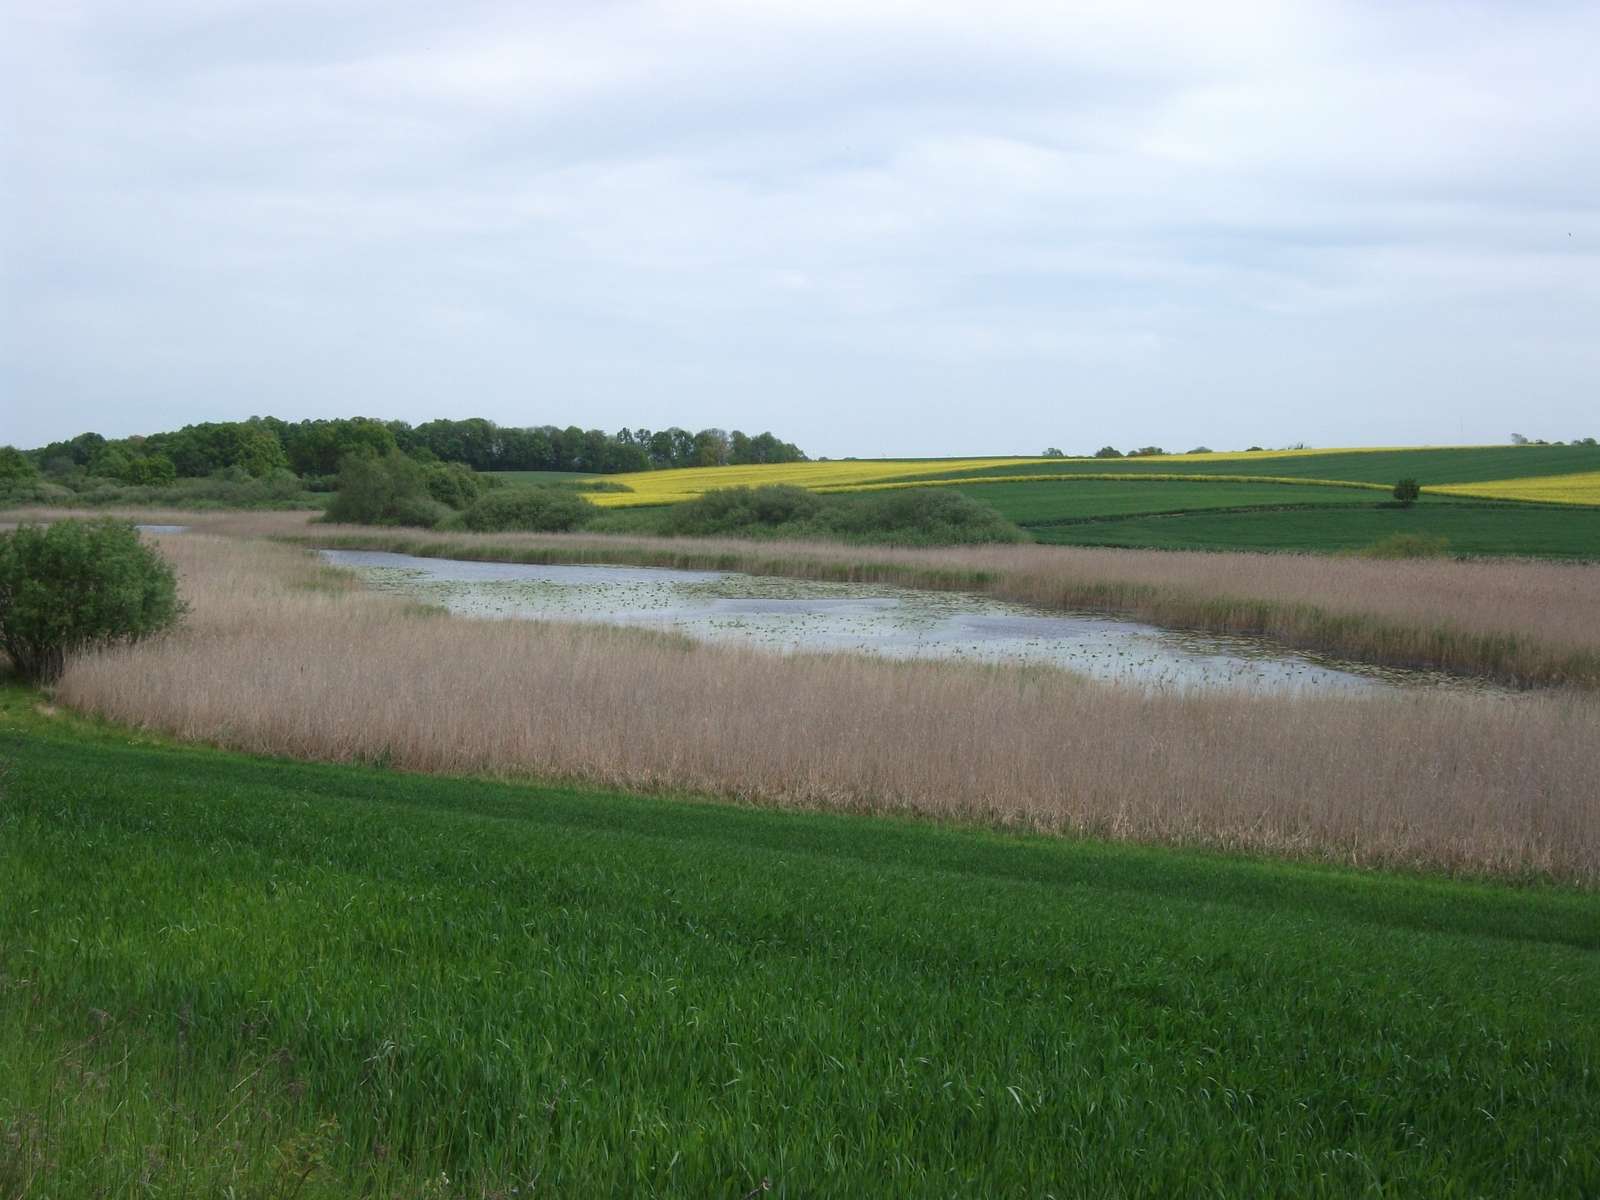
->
xmin=7 ymin=696 xmax=1598 ymax=1195
xmin=590 ymin=445 xmax=1600 ymax=507
xmin=1432 ymin=470 xmax=1600 ymax=506
xmin=1034 ymin=503 xmax=1600 ymax=561
xmin=894 ymin=444 xmax=1600 ymax=488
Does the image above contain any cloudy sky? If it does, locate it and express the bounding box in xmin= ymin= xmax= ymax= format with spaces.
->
xmin=3 ymin=1 xmax=1596 ymax=457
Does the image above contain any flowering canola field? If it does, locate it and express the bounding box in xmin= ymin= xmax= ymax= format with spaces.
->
xmin=591 ymin=447 xmax=1419 ymax=507
xmin=1431 ymin=472 xmax=1600 ymax=506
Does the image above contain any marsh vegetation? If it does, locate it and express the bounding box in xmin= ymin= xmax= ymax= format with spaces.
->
xmin=50 ymin=531 xmax=1600 ymax=881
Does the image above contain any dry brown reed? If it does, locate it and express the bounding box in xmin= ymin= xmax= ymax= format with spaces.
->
xmin=54 ymin=533 xmax=1600 ymax=882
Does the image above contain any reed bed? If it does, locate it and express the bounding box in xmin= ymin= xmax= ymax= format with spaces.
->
xmin=53 ymin=533 xmax=1600 ymax=882
xmin=224 ymin=511 xmax=1600 ymax=687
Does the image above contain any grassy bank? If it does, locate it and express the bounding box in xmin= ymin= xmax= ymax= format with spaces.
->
xmin=4 ymin=689 xmax=1598 ymax=1197
xmin=270 ymin=520 xmax=1600 ymax=688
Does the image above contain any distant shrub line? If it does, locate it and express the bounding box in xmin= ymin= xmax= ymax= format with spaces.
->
xmin=321 ymin=463 xmax=1026 ymax=545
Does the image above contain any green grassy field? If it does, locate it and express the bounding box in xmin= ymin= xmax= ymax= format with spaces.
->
xmin=907 ymin=444 xmax=1600 ymax=486
xmin=481 ymin=448 xmax=1600 ymax=558
xmin=1030 ymin=501 xmax=1600 ymax=558
xmin=4 ymin=689 xmax=1598 ymax=1197
xmin=948 ymin=478 xmax=1404 ymax=524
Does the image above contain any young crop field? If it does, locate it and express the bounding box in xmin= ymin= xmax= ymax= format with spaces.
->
xmin=895 ymin=444 xmax=1600 ymax=488
xmin=4 ymin=691 xmax=1598 ymax=1197
xmin=1032 ymin=502 xmax=1600 ymax=559
xmin=933 ymin=479 xmax=1399 ymax=525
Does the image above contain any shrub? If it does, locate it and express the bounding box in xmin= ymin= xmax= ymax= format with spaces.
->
xmin=1393 ymin=478 xmax=1421 ymax=506
xmin=325 ymin=451 xmax=445 ymax=526
xmin=818 ymin=488 xmax=1023 ymax=544
xmin=462 ymin=487 xmax=597 ymax=532
xmin=0 ymin=446 xmax=40 ymax=491
xmin=422 ymin=461 xmax=484 ymax=510
xmin=656 ymin=485 xmax=1024 ymax=545
xmin=0 ymin=519 xmax=183 ymax=683
xmin=662 ymin=485 xmax=821 ymax=535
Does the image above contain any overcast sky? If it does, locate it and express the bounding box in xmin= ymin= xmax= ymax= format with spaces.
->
xmin=3 ymin=1 xmax=1596 ymax=457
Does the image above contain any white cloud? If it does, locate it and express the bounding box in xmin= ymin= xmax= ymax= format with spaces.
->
xmin=2 ymin=0 xmax=1597 ymax=453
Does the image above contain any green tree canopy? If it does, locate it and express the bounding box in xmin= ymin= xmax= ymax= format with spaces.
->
xmin=0 ymin=519 xmax=183 ymax=683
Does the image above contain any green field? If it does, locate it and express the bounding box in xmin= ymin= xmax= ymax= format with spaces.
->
xmin=4 ymin=690 xmax=1598 ymax=1197
xmin=947 ymin=478 xmax=1399 ymax=524
xmin=1028 ymin=501 xmax=1600 ymax=558
xmin=908 ymin=444 xmax=1600 ymax=486
xmin=482 ymin=447 xmax=1600 ymax=558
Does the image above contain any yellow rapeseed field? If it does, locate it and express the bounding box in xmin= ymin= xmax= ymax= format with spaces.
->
xmin=1431 ymin=472 xmax=1600 ymax=506
xmin=591 ymin=459 xmax=1033 ymax=506
xmin=593 ymin=447 xmax=1425 ymax=507
xmin=818 ymin=473 xmax=1389 ymax=495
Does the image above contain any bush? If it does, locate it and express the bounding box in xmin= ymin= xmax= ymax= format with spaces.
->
xmin=1393 ymin=478 xmax=1421 ymax=506
xmin=0 ymin=446 xmax=39 ymax=491
xmin=652 ymin=485 xmax=1023 ymax=545
xmin=462 ymin=487 xmax=597 ymax=532
xmin=662 ymin=485 xmax=821 ymax=535
xmin=324 ymin=451 xmax=446 ymax=526
xmin=422 ymin=461 xmax=485 ymax=509
xmin=818 ymin=488 xmax=1023 ymax=544
xmin=0 ymin=519 xmax=183 ymax=683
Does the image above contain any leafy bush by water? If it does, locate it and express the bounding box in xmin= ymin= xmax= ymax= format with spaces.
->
xmin=461 ymin=487 xmax=598 ymax=532
xmin=654 ymin=485 xmax=1025 ymax=544
xmin=0 ymin=518 xmax=183 ymax=682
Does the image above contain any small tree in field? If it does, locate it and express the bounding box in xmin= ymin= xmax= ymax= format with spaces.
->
xmin=1393 ymin=478 xmax=1421 ymax=507
xmin=0 ymin=519 xmax=183 ymax=683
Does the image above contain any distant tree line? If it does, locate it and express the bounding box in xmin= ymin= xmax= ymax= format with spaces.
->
xmin=17 ymin=416 xmax=807 ymax=485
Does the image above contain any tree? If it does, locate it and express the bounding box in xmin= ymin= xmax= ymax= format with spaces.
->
xmin=127 ymin=454 xmax=177 ymax=485
xmin=0 ymin=446 xmax=40 ymax=490
xmin=689 ymin=429 xmax=729 ymax=467
xmin=282 ymin=418 xmax=397 ymax=476
xmin=1093 ymin=446 xmax=1123 ymax=459
xmin=1393 ymin=478 xmax=1421 ymax=507
xmin=163 ymin=422 xmax=286 ymax=477
xmin=1127 ymin=446 xmax=1167 ymax=458
xmin=324 ymin=451 xmax=448 ymax=527
xmin=1510 ymin=433 xmax=1529 ymax=446
xmin=1041 ymin=447 xmax=1065 ymax=457
xmin=0 ymin=519 xmax=183 ymax=683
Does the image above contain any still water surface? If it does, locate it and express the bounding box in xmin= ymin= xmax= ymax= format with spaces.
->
xmin=320 ymin=549 xmax=1484 ymax=697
